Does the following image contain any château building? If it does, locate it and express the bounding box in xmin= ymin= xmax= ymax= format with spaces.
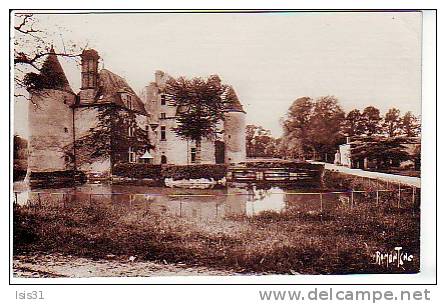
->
xmin=26 ymin=49 xmax=246 ymax=181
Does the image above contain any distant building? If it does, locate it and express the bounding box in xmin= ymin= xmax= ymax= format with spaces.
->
xmin=26 ymin=49 xmax=246 ymax=182
xmin=338 ymin=137 xmax=353 ymax=168
xmin=336 ymin=136 xmax=421 ymax=170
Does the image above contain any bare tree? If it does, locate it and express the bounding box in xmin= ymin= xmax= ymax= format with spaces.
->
xmin=13 ymin=13 xmax=83 ymax=102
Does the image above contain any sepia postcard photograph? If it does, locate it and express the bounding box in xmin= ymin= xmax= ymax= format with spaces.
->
xmin=9 ymin=9 xmax=436 ymax=288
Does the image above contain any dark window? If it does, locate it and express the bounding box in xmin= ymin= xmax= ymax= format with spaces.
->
xmin=160 ymin=94 xmax=166 ymax=105
xmin=126 ymin=95 xmax=132 ymax=110
xmin=160 ymin=112 xmax=166 ymax=119
xmin=64 ymin=127 xmax=68 ymax=133
xmin=160 ymin=126 xmax=166 ymax=141
xmin=128 ymin=126 xmax=134 ymax=137
xmin=191 ymin=147 xmax=197 ymax=163
xmin=161 ymin=155 xmax=167 ymax=164
xmin=215 ymin=140 xmax=225 ymax=164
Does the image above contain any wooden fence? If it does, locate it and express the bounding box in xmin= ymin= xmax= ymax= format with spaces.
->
xmin=227 ymin=166 xmax=323 ymax=185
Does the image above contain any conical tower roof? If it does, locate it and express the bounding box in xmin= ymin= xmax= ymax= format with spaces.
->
xmin=38 ymin=46 xmax=73 ymax=93
xmin=224 ymin=86 xmax=245 ymax=113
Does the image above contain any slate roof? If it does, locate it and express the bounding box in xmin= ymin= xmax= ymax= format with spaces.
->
xmin=90 ymin=69 xmax=147 ymax=115
xmin=38 ymin=46 xmax=74 ymax=93
xmin=224 ymin=86 xmax=245 ymax=113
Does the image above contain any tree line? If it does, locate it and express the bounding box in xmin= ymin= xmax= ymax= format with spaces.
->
xmin=247 ymin=96 xmax=421 ymax=161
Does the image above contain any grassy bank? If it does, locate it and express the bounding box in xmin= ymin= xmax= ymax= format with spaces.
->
xmin=14 ymin=193 xmax=419 ymax=274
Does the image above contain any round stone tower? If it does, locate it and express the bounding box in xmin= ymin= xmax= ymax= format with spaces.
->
xmin=223 ymin=87 xmax=246 ymax=164
xmin=26 ymin=47 xmax=76 ymax=182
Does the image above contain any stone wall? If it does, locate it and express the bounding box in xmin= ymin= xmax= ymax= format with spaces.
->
xmin=157 ymin=124 xmax=216 ymax=165
xmin=28 ymin=89 xmax=76 ymax=173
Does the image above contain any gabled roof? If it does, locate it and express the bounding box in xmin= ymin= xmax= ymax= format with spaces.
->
xmin=91 ymin=69 xmax=147 ymax=114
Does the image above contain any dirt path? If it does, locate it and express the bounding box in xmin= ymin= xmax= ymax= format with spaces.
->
xmin=13 ymin=254 xmax=236 ymax=278
xmin=313 ymin=162 xmax=421 ymax=188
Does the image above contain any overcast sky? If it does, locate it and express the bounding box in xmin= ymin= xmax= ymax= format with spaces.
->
xmin=14 ymin=11 xmax=422 ymax=137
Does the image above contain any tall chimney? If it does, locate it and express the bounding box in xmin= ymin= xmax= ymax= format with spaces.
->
xmin=79 ymin=49 xmax=99 ymax=104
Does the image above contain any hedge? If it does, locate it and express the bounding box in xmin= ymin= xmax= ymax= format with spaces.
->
xmin=113 ymin=163 xmax=228 ymax=181
xmin=28 ymin=170 xmax=86 ymax=188
xmin=161 ymin=164 xmax=227 ymax=181
xmin=113 ymin=163 xmax=162 ymax=179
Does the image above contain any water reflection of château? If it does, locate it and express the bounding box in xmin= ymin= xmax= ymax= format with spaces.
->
xmin=13 ymin=183 xmax=342 ymax=220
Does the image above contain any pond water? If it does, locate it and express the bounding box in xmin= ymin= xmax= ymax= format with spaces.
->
xmin=13 ymin=182 xmax=352 ymax=221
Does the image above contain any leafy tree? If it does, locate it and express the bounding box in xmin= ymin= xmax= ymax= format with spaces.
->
xmin=307 ymin=96 xmax=345 ymax=161
xmin=265 ymin=138 xmax=281 ymax=158
xmin=70 ymin=105 xmax=153 ymax=168
xmin=281 ymin=97 xmax=314 ymax=160
xmin=13 ymin=134 xmax=28 ymax=181
xmin=164 ymin=75 xmax=229 ymax=163
xmin=412 ymin=144 xmax=421 ymax=170
xmin=13 ymin=135 xmax=28 ymax=160
xmin=383 ymin=108 xmax=401 ymax=137
xmin=343 ymin=109 xmax=366 ymax=137
xmin=362 ymin=106 xmax=382 ymax=136
xmin=280 ymin=96 xmax=345 ymax=161
xmin=246 ymin=125 xmax=277 ymax=157
xmin=400 ymin=111 xmax=421 ymax=137
xmin=246 ymin=124 xmax=258 ymax=157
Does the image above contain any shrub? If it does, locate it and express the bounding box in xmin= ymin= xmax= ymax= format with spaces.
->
xmin=161 ymin=164 xmax=227 ymax=180
xmin=113 ymin=163 xmax=162 ymax=179
xmin=28 ymin=170 xmax=86 ymax=188
xmin=113 ymin=163 xmax=227 ymax=181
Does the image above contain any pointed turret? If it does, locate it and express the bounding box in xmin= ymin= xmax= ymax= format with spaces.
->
xmin=224 ymin=86 xmax=245 ymax=113
xmin=37 ymin=46 xmax=73 ymax=93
